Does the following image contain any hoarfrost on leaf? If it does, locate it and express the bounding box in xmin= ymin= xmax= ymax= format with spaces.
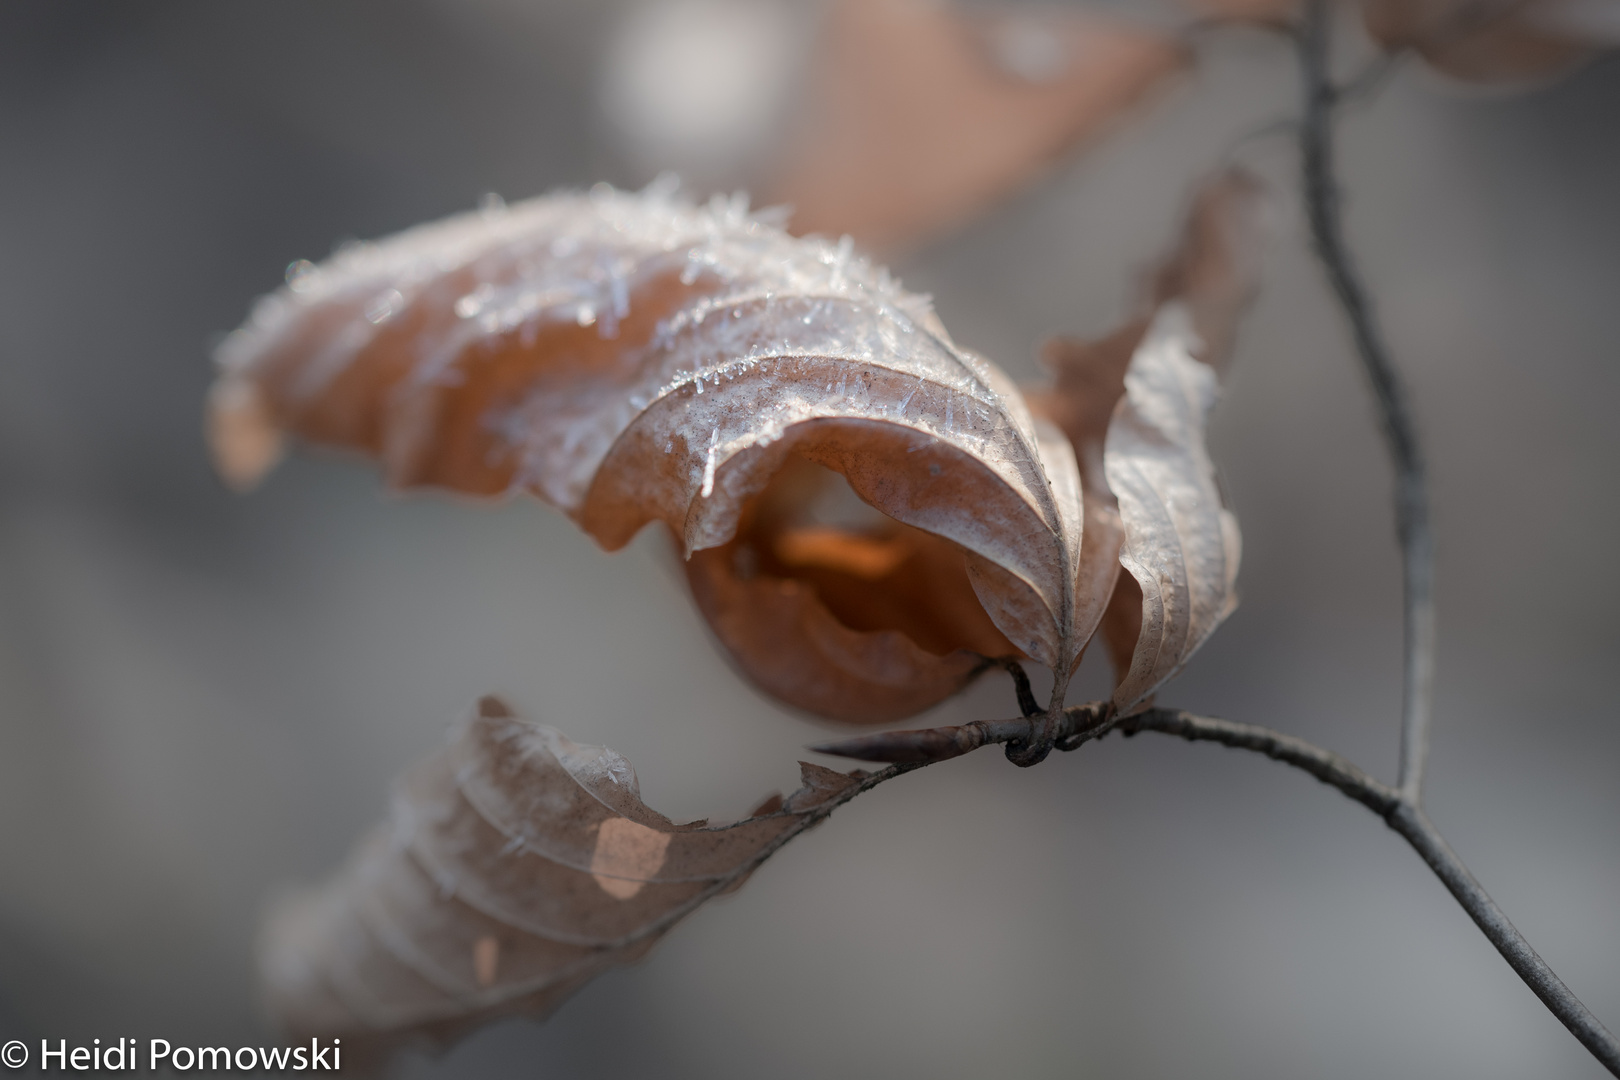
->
xmin=210 ymin=183 xmax=1121 ymax=723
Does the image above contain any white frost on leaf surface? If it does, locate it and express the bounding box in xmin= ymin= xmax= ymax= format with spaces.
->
xmin=1103 ymin=303 xmax=1241 ymax=713
xmin=218 ymin=178 xmax=928 ymax=510
xmin=210 ymin=182 xmax=1110 ymax=719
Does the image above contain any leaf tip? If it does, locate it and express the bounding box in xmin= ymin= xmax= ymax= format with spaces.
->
xmin=475 ymin=695 xmax=514 ymax=720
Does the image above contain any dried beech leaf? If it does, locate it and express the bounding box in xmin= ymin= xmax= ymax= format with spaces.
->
xmin=211 ymin=184 xmax=1099 ymax=720
xmin=766 ymin=0 xmax=1187 ymax=253
xmin=260 ymin=696 xmax=867 ymax=1059
xmin=1364 ymin=0 xmax=1612 ymax=84
xmin=1032 ymin=169 xmax=1263 ymax=712
xmin=1104 ymin=304 xmax=1242 ymax=713
xmin=1027 ymin=321 xmax=1139 ymax=684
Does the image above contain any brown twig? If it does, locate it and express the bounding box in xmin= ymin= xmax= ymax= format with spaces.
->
xmin=813 ymin=704 xmax=1620 ymax=1074
xmin=1288 ymin=4 xmax=1619 ymax=1068
xmin=1126 ymin=708 xmax=1620 ymax=1076
xmin=811 ymin=700 xmax=1114 ymax=764
xmin=982 ymin=655 xmax=1041 ymax=719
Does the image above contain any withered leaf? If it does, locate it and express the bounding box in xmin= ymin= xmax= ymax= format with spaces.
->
xmin=1104 ymin=305 xmax=1243 ymax=713
xmin=261 ymin=696 xmax=869 ymax=1057
xmin=210 ymin=184 xmax=1100 ymax=721
xmin=766 ymin=0 xmax=1187 ymax=253
xmin=1032 ymin=169 xmax=1262 ymax=713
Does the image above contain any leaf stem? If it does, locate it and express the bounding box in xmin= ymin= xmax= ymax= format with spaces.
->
xmin=1297 ymin=0 xmax=1436 ymax=806
xmin=984 ymin=655 xmax=1041 ymax=719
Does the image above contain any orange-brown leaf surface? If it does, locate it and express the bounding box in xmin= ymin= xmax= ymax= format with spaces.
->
xmin=766 ymin=0 xmax=1187 ymax=253
xmin=210 ymin=183 xmax=1105 ymax=721
xmin=1032 ymin=170 xmax=1263 ymax=712
xmin=1363 ymin=0 xmax=1613 ymax=83
xmin=261 ymin=696 xmax=869 ymax=1058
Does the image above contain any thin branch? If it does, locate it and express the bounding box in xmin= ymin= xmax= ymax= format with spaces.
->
xmin=1389 ymin=802 xmax=1620 ymax=1075
xmin=1123 ymin=708 xmax=1620 ymax=1077
xmin=1004 ymin=676 xmax=1070 ymax=768
xmin=983 ymin=655 xmax=1041 ymax=719
xmin=812 ymin=701 xmax=1113 ymax=764
xmin=1298 ymin=0 xmax=1437 ymax=806
xmin=817 ymin=705 xmax=1620 ymax=1074
xmin=1116 ymin=707 xmax=1399 ymax=814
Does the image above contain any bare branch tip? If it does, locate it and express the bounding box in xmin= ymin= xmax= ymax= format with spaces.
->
xmin=810 ymin=721 xmax=992 ymax=764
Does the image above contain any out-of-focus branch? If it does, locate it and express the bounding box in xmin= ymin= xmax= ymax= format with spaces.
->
xmin=1297 ymin=0 xmax=1436 ymax=807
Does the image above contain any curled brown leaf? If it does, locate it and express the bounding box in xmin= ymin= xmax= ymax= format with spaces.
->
xmin=260 ymin=696 xmax=868 ymax=1059
xmin=209 ymin=184 xmax=1100 ymax=721
xmin=1032 ymin=169 xmax=1264 ymax=712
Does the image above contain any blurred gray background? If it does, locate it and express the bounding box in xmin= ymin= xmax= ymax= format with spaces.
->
xmin=1 ymin=1 xmax=1617 ymax=1077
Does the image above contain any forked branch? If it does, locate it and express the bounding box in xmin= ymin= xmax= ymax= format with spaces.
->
xmin=815 ymin=706 xmax=1620 ymax=1075
xmin=1298 ymin=0 xmax=1437 ymax=807
xmin=1131 ymin=710 xmax=1620 ymax=1076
